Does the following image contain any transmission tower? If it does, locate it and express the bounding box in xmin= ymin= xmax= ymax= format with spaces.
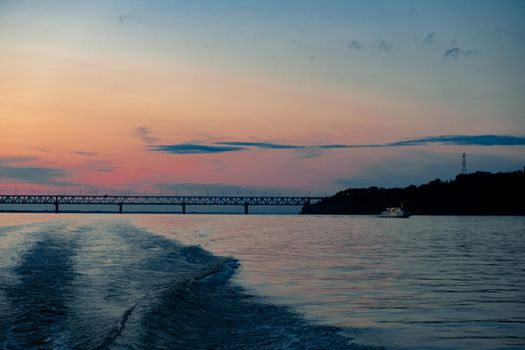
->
xmin=461 ymin=153 xmax=467 ymax=174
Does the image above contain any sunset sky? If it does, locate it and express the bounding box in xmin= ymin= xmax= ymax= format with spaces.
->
xmin=1 ymin=0 xmax=524 ymax=195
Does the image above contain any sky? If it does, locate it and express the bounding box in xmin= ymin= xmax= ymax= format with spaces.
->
xmin=1 ymin=0 xmax=524 ymax=196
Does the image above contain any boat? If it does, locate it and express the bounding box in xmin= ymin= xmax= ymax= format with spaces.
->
xmin=378 ymin=204 xmax=411 ymax=218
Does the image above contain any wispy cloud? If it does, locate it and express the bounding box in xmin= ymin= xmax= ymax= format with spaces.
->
xmin=149 ymin=135 xmax=525 ymax=155
xmin=134 ymin=127 xmax=159 ymax=145
xmin=347 ymin=39 xmax=393 ymax=52
xmin=151 ymin=144 xmax=246 ymax=154
xmin=317 ymin=144 xmax=368 ymax=149
xmin=443 ymin=47 xmax=479 ymax=58
xmin=95 ymin=167 xmax=114 ymax=173
xmin=289 ymin=39 xmax=305 ymax=47
xmin=423 ymin=32 xmax=437 ymax=45
xmin=0 ymin=165 xmax=76 ymax=186
xmin=388 ymin=135 xmax=525 ymax=146
xmin=73 ymin=151 xmax=97 ymax=157
xmin=216 ymin=141 xmax=305 ymax=149
xmin=377 ymin=40 xmax=392 ymax=51
xmin=348 ymin=40 xmax=363 ymax=50
xmin=0 ymin=156 xmax=38 ymax=164
xmin=118 ymin=14 xmax=141 ymax=24
xmin=0 ymin=167 xmax=68 ymax=185
xmin=0 ymin=156 xmax=75 ymax=186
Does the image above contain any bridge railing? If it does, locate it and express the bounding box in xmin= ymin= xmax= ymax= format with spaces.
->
xmin=0 ymin=194 xmax=325 ymax=214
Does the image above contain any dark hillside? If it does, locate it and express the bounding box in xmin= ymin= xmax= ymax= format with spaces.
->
xmin=301 ymin=169 xmax=525 ymax=215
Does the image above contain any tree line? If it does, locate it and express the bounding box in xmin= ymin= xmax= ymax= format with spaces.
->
xmin=301 ymin=168 xmax=525 ymax=215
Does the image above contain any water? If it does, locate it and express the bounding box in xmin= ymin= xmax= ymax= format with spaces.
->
xmin=0 ymin=214 xmax=524 ymax=349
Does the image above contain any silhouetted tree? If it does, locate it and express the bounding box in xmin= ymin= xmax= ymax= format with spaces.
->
xmin=301 ymin=169 xmax=525 ymax=215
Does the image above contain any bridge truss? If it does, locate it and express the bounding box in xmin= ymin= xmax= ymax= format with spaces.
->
xmin=0 ymin=194 xmax=324 ymax=214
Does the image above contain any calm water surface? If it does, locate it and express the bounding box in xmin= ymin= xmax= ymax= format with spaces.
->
xmin=1 ymin=214 xmax=524 ymax=349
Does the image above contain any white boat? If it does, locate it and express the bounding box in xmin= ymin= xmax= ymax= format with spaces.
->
xmin=378 ymin=205 xmax=411 ymax=218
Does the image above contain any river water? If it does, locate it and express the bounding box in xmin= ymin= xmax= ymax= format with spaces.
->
xmin=0 ymin=214 xmax=524 ymax=349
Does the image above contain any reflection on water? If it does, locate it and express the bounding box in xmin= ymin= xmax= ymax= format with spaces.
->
xmin=1 ymin=213 xmax=524 ymax=349
xmin=0 ymin=214 xmax=370 ymax=350
xmin=133 ymin=214 xmax=525 ymax=350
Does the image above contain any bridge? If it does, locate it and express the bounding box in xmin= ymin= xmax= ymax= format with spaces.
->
xmin=0 ymin=194 xmax=325 ymax=214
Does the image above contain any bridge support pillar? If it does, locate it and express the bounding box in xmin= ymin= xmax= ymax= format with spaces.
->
xmin=244 ymin=204 xmax=249 ymax=214
xmin=182 ymin=204 xmax=186 ymax=214
xmin=118 ymin=203 xmax=123 ymax=214
xmin=54 ymin=203 xmax=59 ymax=213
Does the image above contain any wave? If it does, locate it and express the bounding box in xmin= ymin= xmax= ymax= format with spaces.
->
xmin=0 ymin=221 xmax=377 ymax=350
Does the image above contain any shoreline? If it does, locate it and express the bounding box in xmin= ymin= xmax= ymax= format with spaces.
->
xmin=1 ymin=210 xmax=524 ymax=216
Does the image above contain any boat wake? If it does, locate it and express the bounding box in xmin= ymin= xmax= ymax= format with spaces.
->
xmin=0 ymin=220 xmax=377 ymax=350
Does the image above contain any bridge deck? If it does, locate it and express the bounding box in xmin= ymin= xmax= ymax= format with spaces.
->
xmin=0 ymin=194 xmax=324 ymax=213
